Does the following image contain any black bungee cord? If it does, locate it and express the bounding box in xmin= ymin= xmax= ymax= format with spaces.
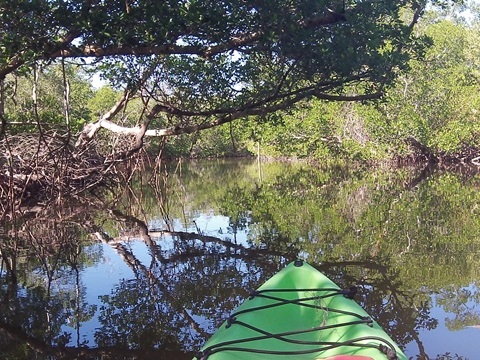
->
xmin=197 ymin=286 xmax=399 ymax=360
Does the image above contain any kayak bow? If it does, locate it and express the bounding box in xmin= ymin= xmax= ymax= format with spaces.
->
xmin=194 ymin=260 xmax=407 ymax=360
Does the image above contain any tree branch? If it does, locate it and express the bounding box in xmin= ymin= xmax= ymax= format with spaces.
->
xmin=75 ymin=89 xmax=131 ymax=148
xmin=0 ymin=27 xmax=85 ymax=81
xmin=1 ymin=8 xmax=349 ymax=81
xmin=77 ymin=85 xmax=382 ymax=152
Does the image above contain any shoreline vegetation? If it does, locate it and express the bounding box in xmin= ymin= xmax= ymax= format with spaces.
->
xmin=1 ymin=129 xmax=480 ymax=221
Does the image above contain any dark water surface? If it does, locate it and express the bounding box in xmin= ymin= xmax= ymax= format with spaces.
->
xmin=1 ymin=159 xmax=479 ymax=359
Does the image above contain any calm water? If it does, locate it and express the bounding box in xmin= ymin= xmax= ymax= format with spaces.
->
xmin=1 ymin=159 xmax=480 ymax=359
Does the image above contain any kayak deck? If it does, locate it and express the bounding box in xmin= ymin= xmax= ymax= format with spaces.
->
xmin=194 ymin=260 xmax=407 ymax=360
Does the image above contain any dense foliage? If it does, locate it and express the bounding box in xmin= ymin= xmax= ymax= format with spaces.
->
xmin=236 ymin=8 xmax=480 ymax=162
xmin=0 ymin=0 xmax=464 ymax=160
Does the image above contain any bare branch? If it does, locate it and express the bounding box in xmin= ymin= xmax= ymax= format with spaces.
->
xmin=79 ymin=84 xmax=382 ymax=149
xmin=75 ymin=90 xmax=131 ymax=147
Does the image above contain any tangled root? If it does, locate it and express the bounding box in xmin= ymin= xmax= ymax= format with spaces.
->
xmin=0 ymin=131 xmax=115 ymax=216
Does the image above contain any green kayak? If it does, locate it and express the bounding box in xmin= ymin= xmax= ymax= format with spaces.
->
xmin=194 ymin=260 xmax=407 ymax=360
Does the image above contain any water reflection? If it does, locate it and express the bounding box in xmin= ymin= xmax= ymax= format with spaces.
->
xmin=1 ymin=159 xmax=480 ymax=359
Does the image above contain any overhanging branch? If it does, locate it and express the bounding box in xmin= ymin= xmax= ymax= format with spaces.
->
xmin=0 ymin=9 xmax=349 ymax=80
xmin=75 ymin=89 xmax=131 ymax=148
xmin=76 ymin=81 xmax=383 ymax=150
xmin=313 ymin=91 xmax=383 ymax=101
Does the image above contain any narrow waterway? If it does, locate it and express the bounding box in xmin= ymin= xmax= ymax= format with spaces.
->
xmin=1 ymin=159 xmax=479 ymax=359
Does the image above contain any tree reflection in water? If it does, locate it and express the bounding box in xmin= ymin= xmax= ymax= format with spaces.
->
xmin=0 ymin=211 xmax=292 ymax=358
xmin=1 ymin=159 xmax=480 ymax=359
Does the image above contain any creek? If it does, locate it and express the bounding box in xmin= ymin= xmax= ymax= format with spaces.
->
xmin=1 ymin=158 xmax=479 ymax=359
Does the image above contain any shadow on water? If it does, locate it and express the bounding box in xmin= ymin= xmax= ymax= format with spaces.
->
xmin=1 ymin=158 xmax=480 ymax=359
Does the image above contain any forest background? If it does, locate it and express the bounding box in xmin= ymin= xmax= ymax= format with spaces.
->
xmin=1 ymin=1 xmax=480 ymax=168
